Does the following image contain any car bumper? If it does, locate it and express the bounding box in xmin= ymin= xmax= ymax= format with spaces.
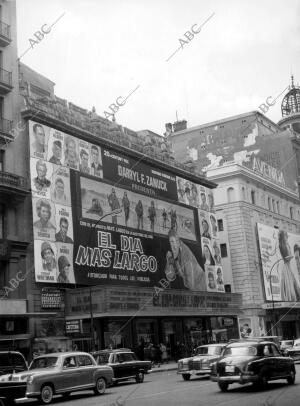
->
xmin=0 ymin=382 xmax=27 ymax=400
xmin=211 ymin=374 xmax=258 ymax=384
xmin=178 ymin=368 xmax=211 ymax=376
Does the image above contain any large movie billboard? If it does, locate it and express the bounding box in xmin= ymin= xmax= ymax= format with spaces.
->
xmin=29 ymin=120 xmax=224 ymax=292
xmin=257 ymin=223 xmax=300 ymax=301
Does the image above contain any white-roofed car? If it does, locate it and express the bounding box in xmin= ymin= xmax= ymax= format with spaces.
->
xmin=0 ymin=352 xmax=113 ymax=404
xmin=285 ymin=339 xmax=300 ymax=361
xmin=177 ymin=344 xmax=227 ymax=381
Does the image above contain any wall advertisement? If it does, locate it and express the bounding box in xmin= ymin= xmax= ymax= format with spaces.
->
xmin=257 ymin=223 xmax=300 ymax=302
xmin=29 ymin=120 xmax=224 ymax=292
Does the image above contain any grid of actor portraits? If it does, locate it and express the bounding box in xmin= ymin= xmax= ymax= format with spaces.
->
xmin=176 ymin=177 xmax=225 ymax=293
xmin=30 ymin=120 xmax=103 ymax=284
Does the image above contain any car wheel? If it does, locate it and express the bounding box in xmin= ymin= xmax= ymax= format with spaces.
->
xmin=94 ymin=377 xmax=106 ymax=395
xmin=218 ymin=382 xmax=229 ymax=392
xmin=135 ymin=372 xmax=144 ymax=383
xmin=182 ymin=374 xmax=191 ymax=381
xmin=40 ymin=384 xmax=54 ymax=404
xmin=287 ymin=369 xmax=295 ymax=385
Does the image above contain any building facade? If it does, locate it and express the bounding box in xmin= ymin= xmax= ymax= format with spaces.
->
xmin=207 ymin=161 xmax=300 ymax=339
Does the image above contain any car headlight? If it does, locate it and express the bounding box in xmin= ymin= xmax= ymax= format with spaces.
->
xmin=27 ymin=376 xmax=34 ymax=384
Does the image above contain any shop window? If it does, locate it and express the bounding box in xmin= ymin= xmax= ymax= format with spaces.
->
xmin=220 ymin=244 xmax=228 ymax=257
xmin=217 ymin=219 xmax=224 ymax=231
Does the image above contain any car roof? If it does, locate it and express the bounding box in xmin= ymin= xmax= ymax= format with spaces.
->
xmin=93 ymin=348 xmax=132 ymax=354
xmin=197 ymin=344 xmax=226 ymax=348
xmin=34 ymin=352 xmax=91 ymax=358
xmin=0 ymin=351 xmax=24 ymax=355
xmin=227 ymin=340 xmax=276 ymax=348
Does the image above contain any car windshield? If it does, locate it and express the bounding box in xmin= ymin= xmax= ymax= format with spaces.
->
xmin=30 ymin=357 xmax=58 ymax=370
xmin=195 ymin=346 xmax=223 ymax=356
xmin=223 ymin=346 xmax=257 ymax=356
xmin=95 ymin=353 xmax=110 ymax=364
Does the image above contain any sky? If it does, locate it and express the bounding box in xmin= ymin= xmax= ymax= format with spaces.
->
xmin=16 ymin=0 xmax=300 ymax=135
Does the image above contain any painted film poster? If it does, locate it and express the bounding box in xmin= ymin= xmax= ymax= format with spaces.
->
xmin=29 ymin=120 xmax=222 ymax=293
xmin=257 ymin=223 xmax=300 ymax=301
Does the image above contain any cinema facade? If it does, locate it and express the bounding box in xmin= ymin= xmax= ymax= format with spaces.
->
xmin=20 ymin=88 xmax=242 ymax=356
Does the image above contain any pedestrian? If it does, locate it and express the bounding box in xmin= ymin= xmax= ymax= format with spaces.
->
xmin=160 ymin=343 xmax=168 ymax=364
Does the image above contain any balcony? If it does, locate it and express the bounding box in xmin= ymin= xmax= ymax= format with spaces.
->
xmin=0 ymin=21 xmax=11 ymax=47
xmin=0 ymin=67 xmax=13 ymax=94
xmin=0 ymin=171 xmax=29 ymax=201
xmin=0 ymin=117 xmax=13 ymax=145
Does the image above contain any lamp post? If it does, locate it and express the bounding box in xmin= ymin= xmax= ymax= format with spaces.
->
xmin=269 ymin=255 xmax=293 ymax=335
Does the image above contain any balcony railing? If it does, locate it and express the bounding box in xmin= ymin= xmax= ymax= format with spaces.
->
xmin=0 ymin=67 xmax=12 ymax=87
xmin=0 ymin=171 xmax=28 ymax=189
xmin=0 ymin=21 xmax=11 ymax=41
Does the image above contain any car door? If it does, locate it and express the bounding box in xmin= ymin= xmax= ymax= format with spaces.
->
xmin=262 ymin=344 xmax=276 ymax=378
xmin=111 ymin=353 xmax=125 ymax=379
xmin=116 ymin=353 xmax=132 ymax=378
xmin=271 ymin=344 xmax=289 ymax=377
xmin=122 ymin=352 xmax=136 ymax=376
xmin=58 ymin=355 xmax=80 ymax=391
xmin=76 ymin=355 xmax=95 ymax=387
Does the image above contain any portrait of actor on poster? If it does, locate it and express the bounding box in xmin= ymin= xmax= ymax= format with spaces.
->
xmin=32 ymin=197 xmax=56 ymax=241
xmin=199 ymin=210 xmax=212 ymax=240
xmin=50 ymin=166 xmax=71 ymax=206
xmin=79 ymin=140 xmax=91 ymax=174
xmin=198 ymin=185 xmax=210 ymax=212
xmin=56 ymin=243 xmax=75 ymax=284
xmin=64 ymin=134 xmax=79 ymax=170
xmin=90 ymin=144 xmax=103 ymax=178
xmin=55 ymin=204 xmax=74 ymax=244
xmin=176 ymin=176 xmax=199 ymax=207
xmin=34 ymin=239 xmax=58 ymax=283
xmin=205 ymin=265 xmax=217 ymax=291
xmin=202 ymin=238 xmax=215 ymax=266
xmin=29 ymin=121 xmax=49 ymax=160
xmin=47 ymin=128 xmax=64 ymax=165
xmin=31 ymin=158 xmax=53 ymax=199
xmin=238 ymin=317 xmax=253 ymax=338
xmin=257 ymin=223 xmax=300 ymax=302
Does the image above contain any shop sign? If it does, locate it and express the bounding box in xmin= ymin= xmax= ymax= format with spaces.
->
xmin=41 ymin=288 xmax=62 ymax=309
xmin=223 ymin=317 xmax=233 ymax=326
xmin=66 ymin=320 xmax=81 ymax=334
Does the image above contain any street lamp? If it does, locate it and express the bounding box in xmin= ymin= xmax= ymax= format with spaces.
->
xmin=269 ymin=255 xmax=293 ymax=335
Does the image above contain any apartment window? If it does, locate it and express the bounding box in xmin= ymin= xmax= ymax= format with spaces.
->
xmin=227 ymin=187 xmax=235 ymax=203
xmin=0 ymin=150 xmax=4 ymax=171
xmin=268 ymin=197 xmax=271 ymax=211
xmin=220 ymin=243 xmax=228 ymax=257
xmin=251 ymin=190 xmax=256 ymax=204
xmin=0 ymin=205 xmax=4 ymax=239
xmin=276 ymin=201 xmax=280 ymax=214
xmin=241 ymin=187 xmax=246 ymax=200
xmin=217 ymin=219 xmax=224 ymax=231
xmin=272 ymin=199 xmax=276 ymax=213
xmin=290 ymin=207 xmax=294 ymax=219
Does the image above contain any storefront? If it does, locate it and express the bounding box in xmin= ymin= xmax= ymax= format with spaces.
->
xmin=65 ymin=286 xmax=242 ymax=356
xmin=263 ymin=302 xmax=300 ymax=339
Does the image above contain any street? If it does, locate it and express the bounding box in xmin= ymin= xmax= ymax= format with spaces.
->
xmin=15 ymin=364 xmax=300 ymax=406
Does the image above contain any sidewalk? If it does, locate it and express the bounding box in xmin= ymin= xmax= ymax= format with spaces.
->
xmin=151 ymin=361 xmax=178 ymax=373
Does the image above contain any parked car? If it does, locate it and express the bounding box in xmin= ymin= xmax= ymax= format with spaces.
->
xmin=280 ymin=340 xmax=294 ymax=356
xmin=177 ymin=344 xmax=227 ymax=381
xmin=0 ymin=351 xmax=113 ymax=404
xmin=0 ymin=351 xmax=29 ymax=403
xmin=92 ymin=348 xmax=152 ymax=384
xmin=210 ymin=339 xmax=296 ymax=392
xmin=285 ymin=338 xmax=300 ymax=361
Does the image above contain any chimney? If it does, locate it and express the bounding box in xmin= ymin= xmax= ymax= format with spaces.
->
xmin=173 ymin=120 xmax=187 ymax=132
xmin=164 ymin=123 xmax=173 ymax=136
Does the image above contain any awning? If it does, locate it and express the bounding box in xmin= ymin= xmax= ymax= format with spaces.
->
xmin=0 ymin=334 xmax=32 ymax=341
xmin=0 ymin=312 xmax=58 ymax=317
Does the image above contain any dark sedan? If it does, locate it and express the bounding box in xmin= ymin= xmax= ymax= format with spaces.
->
xmin=211 ymin=340 xmax=296 ymax=392
xmin=92 ymin=349 xmax=152 ymax=384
